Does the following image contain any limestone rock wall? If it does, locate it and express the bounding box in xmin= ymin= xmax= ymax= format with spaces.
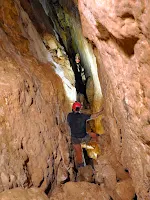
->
xmin=79 ymin=0 xmax=150 ymax=199
xmin=0 ymin=188 xmax=49 ymax=200
xmin=1 ymin=0 xmax=150 ymax=199
xmin=0 ymin=0 xmax=75 ymax=193
xmin=50 ymin=182 xmax=110 ymax=200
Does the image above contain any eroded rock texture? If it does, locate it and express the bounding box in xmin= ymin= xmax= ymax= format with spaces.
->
xmin=79 ymin=0 xmax=150 ymax=199
xmin=0 ymin=188 xmax=49 ymax=200
xmin=1 ymin=0 xmax=149 ymax=199
xmin=50 ymin=182 xmax=110 ymax=200
xmin=0 ymin=0 xmax=75 ymax=193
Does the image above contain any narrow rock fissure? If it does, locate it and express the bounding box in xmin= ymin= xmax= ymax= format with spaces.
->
xmin=133 ymin=194 xmax=137 ymax=200
xmin=0 ymin=0 xmax=148 ymax=200
xmin=45 ymin=182 xmax=52 ymax=195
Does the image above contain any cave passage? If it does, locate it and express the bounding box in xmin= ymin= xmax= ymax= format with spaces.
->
xmin=74 ymin=57 xmax=90 ymax=108
xmin=0 ymin=0 xmax=142 ymax=200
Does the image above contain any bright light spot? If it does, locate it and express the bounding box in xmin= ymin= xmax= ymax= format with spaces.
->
xmin=47 ymin=53 xmax=76 ymax=102
xmin=39 ymin=0 xmax=49 ymax=15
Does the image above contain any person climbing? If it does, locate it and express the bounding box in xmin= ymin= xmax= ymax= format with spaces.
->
xmin=75 ymin=53 xmax=86 ymax=82
xmin=67 ymin=101 xmax=103 ymax=169
xmin=74 ymin=53 xmax=89 ymax=107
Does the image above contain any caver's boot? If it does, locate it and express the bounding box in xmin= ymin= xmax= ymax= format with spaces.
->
xmin=77 ymin=162 xmax=85 ymax=169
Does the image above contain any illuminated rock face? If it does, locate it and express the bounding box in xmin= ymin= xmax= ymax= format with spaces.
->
xmin=79 ymin=0 xmax=150 ymax=199
xmin=38 ymin=0 xmax=103 ymax=131
xmin=0 ymin=0 xmax=75 ymax=192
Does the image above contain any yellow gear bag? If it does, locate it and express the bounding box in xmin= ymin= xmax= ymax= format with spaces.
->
xmin=81 ymin=141 xmax=101 ymax=160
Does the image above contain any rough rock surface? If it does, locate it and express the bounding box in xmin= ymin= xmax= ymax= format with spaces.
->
xmin=0 ymin=188 xmax=49 ymax=200
xmin=50 ymin=182 xmax=110 ymax=200
xmin=76 ymin=165 xmax=94 ymax=182
xmin=78 ymin=0 xmax=150 ymax=199
xmin=93 ymin=134 xmax=134 ymax=200
xmin=115 ymin=179 xmax=135 ymax=200
xmin=1 ymin=0 xmax=149 ymax=199
xmin=0 ymin=0 xmax=75 ymax=193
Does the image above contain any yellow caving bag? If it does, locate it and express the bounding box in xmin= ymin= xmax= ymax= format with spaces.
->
xmin=81 ymin=141 xmax=101 ymax=160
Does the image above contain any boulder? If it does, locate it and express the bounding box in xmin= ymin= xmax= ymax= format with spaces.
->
xmin=0 ymin=188 xmax=49 ymax=200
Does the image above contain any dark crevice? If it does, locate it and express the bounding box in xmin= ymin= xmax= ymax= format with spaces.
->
xmin=96 ymin=22 xmax=110 ymax=41
xmin=29 ymin=0 xmax=54 ymax=35
xmin=117 ymin=178 xmax=120 ymax=182
xmin=96 ymin=21 xmax=138 ymax=57
xmin=45 ymin=182 xmax=52 ymax=195
xmin=145 ymin=141 xmax=150 ymax=146
xmin=38 ymin=177 xmax=44 ymax=187
xmin=45 ymin=169 xmax=55 ymax=196
xmin=114 ymin=36 xmax=138 ymax=56
xmin=125 ymin=168 xmax=129 ymax=173
xmin=120 ymin=129 xmax=122 ymax=143
xmin=24 ymin=80 xmax=30 ymax=93
xmin=24 ymin=157 xmax=29 ymax=167
xmin=83 ymin=149 xmax=94 ymax=167
xmin=147 ymin=119 xmax=150 ymax=125
xmin=133 ymin=194 xmax=137 ymax=199
xmin=23 ymin=157 xmax=32 ymax=187
xmin=139 ymin=135 xmax=150 ymax=147
xmin=30 ymin=98 xmax=34 ymax=106
xmin=21 ymin=141 xmax=23 ymax=149
xmin=121 ymin=12 xmax=135 ymax=20
xmin=55 ymin=117 xmax=59 ymax=125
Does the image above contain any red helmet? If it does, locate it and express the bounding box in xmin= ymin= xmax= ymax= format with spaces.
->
xmin=72 ymin=101 xmax=82 ymax=111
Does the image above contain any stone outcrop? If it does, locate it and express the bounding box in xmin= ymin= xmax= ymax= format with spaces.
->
xmin=115 ymin=179 xmax=135 ymax=200
xmin=93 ymin=133 xmax=135 ymax=200
xmin=50 ymin=182 xmax=110 ymax=200
xmin=0 ymin=0 xmax=75 ymax=193
xmin=0 ymin=188 xmax=49 ymax=200
xmin=78 ymin=0 xmax=150 ymax=199
xmin=76 ymin=165 xmax=94 ymax=182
